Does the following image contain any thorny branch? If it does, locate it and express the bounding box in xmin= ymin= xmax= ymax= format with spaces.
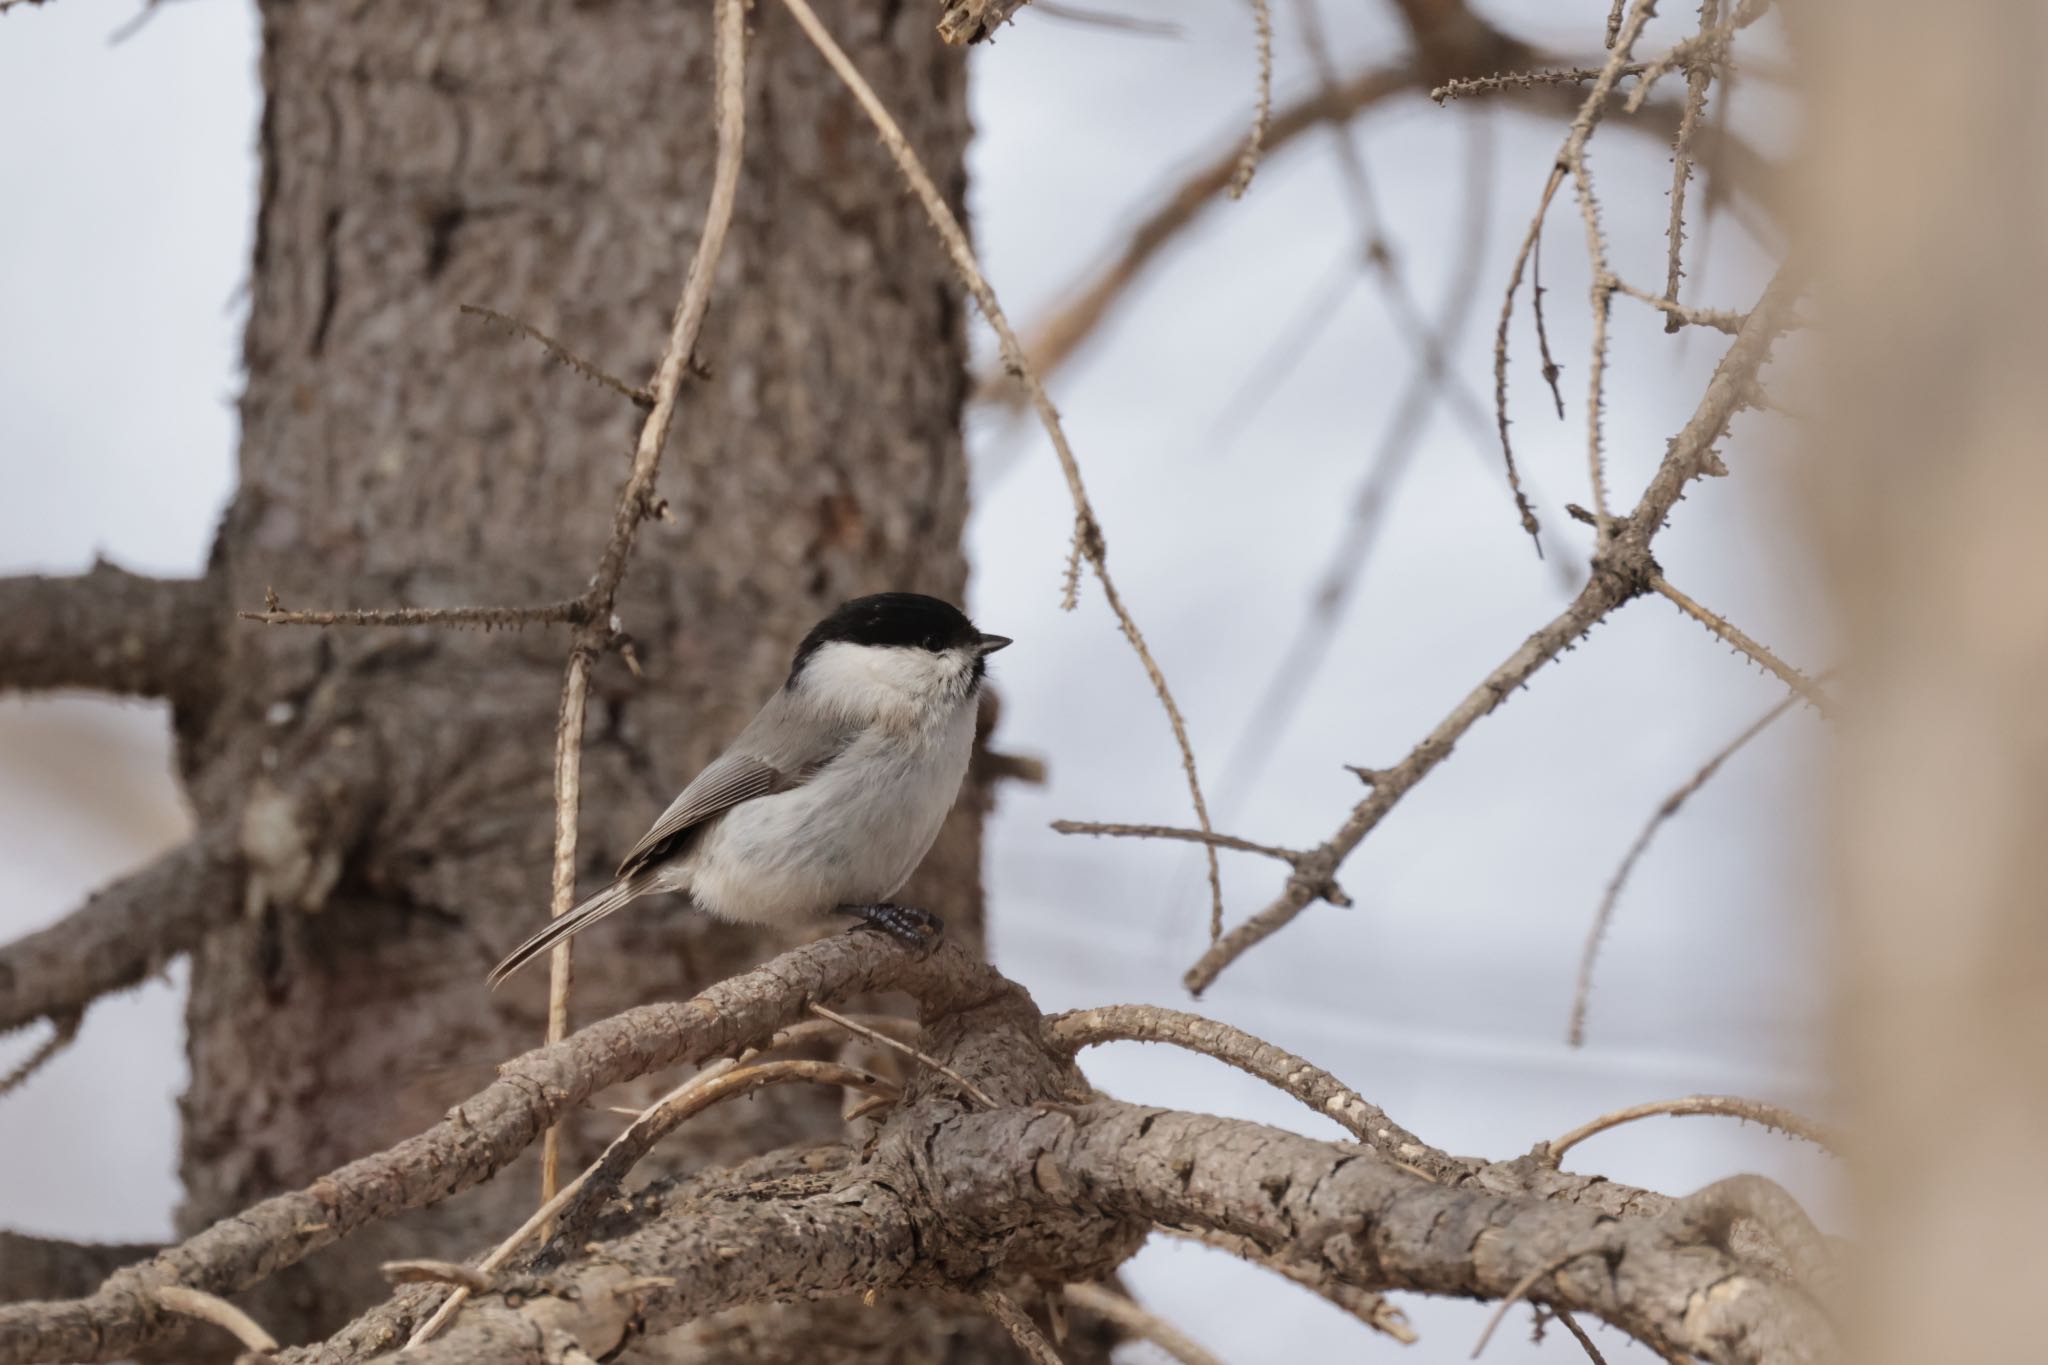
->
xmin=1183 ymin=266 xmax=1803 ymax=993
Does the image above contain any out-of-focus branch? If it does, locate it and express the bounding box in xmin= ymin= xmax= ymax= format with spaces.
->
xmin=0 ymin=560 xmax=219 ymax=705
xmin=1184 ymin=267 xmax=1802 ymax=992
xmin=0 ymin=837 xmax=239 ymax=1037
xmin=0 ymin=1233 xmax=158 ymax=1303
xmin=1570 ymin=684 xmax=1823 ymax=1044
xmin=1064 ymin=1284 xmax=1221 ymax=1365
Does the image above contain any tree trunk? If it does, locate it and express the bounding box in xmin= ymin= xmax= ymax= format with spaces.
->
xmin=167 ymin=0 xmax=1047 ymax=1354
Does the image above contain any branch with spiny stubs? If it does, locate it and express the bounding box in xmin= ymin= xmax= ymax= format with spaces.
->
xmin=1182 ymin=267 xmax=1803 ymax=994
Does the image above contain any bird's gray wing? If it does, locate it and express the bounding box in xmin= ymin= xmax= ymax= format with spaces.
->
xmin=614 ymin=696 xmax=852 ymax=879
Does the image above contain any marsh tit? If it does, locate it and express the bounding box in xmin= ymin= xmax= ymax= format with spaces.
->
xmin=487 ymin=593 xmax=1011 ymax=987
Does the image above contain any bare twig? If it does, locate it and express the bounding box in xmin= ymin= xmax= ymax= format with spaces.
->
xmin=538 ymin=0 xmax=749 ymax=1203
xmin=381 ymin=1260 xmax=493 ymax=1292
xmin=1432 ymin=65 xmax=1645 ymax=104
xmin=1029 ymin=2 xmax=1183 ymax=36
xmin=1532 ymin=230 xmax=1566 ymax=418
xmin=1569 ymin=686 xmax=1819 ymax=1044
xmin=1228 ymin=0 xmax=1274 ymax=198
xmin=0 ymin=1011 xmax=80 ymax=1098
xmin=1186 ymin=268 xmax=1802 ymax=992
xmin=458 ymin=303 xmax=655 ymax=408
xmin=1661 ymin=0 xmax=1721 ymax=331
xmin=1046 ymin=1004 xmax=1448 ymax=1175
xmin=1568 ymin=0 xmax=1659 ymax=533
xmin=1546 ymin=1095 xmax=1840 ymax=1165
xmin=1608 ymin=274 xmax=1745 ymax=332
xmin=1063 ymin=1283 xmax=1222 ymax=1365
xmin=1604 ymin=0 xmax=1626 ymax=47
xmin=1648 ymin=575 xmax=1832 ymax=713
xmin=153 ymin=1286 xmax=279 ymax=1355
xmin=1490 ymin=163 xmax=1563 ymax=552
xmin=1554 ymin=1309 xmax=1609 ymax=1365
xmin=240 ymin=599 xmax=587 ymax=629
xmin=810 ymin=1002 xmax=996 ymax=1109
xmin=1471 ymin=1251 xmax=1595 ymax=1358
xmin=976 ymin=1288 xmax=1065 ymax=1365
xmin=778 ymin=0 xmax=1226 ymax=945
xmin=1051 ymin=820 xmax=1300 ymax=865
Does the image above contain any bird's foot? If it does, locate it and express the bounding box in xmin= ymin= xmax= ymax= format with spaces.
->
xmin=838 ymin=903 xmax=944 ymax=946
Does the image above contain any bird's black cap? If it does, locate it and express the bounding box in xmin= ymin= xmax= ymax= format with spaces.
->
xmin=788 ymin=592 xmax=1005 ymax=684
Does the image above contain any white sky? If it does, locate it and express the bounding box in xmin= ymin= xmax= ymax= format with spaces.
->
xmin=0 ymin=2 xmax=1833 ymax=1360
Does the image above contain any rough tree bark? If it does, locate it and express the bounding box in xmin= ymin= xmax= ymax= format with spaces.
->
xmin=55 ymin=0 xmax=1050 ymax=1356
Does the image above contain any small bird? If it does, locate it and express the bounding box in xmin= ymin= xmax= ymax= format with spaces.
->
xmin=487 ymin=592 xmax=1011 ymax=987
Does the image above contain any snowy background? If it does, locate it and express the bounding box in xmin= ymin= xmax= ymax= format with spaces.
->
xmin=0 ymin=1 xmax=1832 ymax=1360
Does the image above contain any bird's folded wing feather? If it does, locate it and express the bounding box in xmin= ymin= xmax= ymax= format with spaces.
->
xmin=615 ymin=753 xmax=790 ymax=879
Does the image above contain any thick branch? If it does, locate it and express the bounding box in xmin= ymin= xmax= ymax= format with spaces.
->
xmin=0 ymin=560 xmax=218 ymax=704
xmin=0 ymin=837 xmax=239 ymax=1037
xmin=936 ymin=1103 xmax=1834 ymax=1365
xmin=390 ymin=1184 xmax=916 ymax=1364
xmin=0 ymin=936 xmax=1010 ymax=1365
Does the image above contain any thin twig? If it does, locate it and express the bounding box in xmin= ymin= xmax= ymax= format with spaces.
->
xmin=1569 ymin=684 xmax=1821 ymax=1044
xmin=775 ymin=0 xmax=1231 ymax=946
xmin=539 ymin=0 xmax=749 ymax=1204
xmin=809 ymin=1002 xmax=997 ymax=1109
xmin=1568 ymin=0 xmax=1661 ymax=534
xmin=153 ymin=1286 xmax=279 ymax=1355
xmin=1660 ymin=0 xmax=1721 ymax=332
xmin=1609 ymin=274 xmax=1745 ymax=333
xmin=1491 ymin=163 xmax=1563 ymax=552
xmin=1471 ymin=1251 xmax=1592 ymax=1358
xmin=1227 ymin=0 xmax=1274 ymax=198
xmin=0 ymin=1011 xmax=80 ymax=1099
xmin=458 ymin=304 xmax=655 ymax=408
xmin=1648 ymin=575 xmax=1832 ymax=713
xmin=1532 ymin=230 xmax=1566 ymax=418
xmin=1604 ymin=0 xmax=1626 ymax=47
xmin=1051 ymin=820 xmax=1302 ymax=865
xmin=1030 ymin=1 xmax=1182 ymax=36
xmin=1047 ymin=1004 xmax=1449 ymax=1175
xmin=1546 ymin=1095 xmax=1840 ymax=1165
xmin=1063 ymin=1283 xmax=1223 ymax=1365
xmin=1432 ymin=65 xmax=1645 ymax=104
xmin=976 ymin=1288 xmax=1066 ymax=1365
xmin=1553 ymin=1308 xmax=1609 ymax=1365
xmin=239 ymin=599 xmax=587 ymax=630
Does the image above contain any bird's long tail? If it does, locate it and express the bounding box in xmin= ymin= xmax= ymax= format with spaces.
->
xmin=486 ymin=874 xmax=652 ymax=990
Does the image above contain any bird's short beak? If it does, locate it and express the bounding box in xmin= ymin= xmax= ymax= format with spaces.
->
xmin=976 ymin=633 xmax=1013 ymax=655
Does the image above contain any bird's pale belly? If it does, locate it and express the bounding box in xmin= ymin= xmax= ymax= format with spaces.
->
xmin=681 ymin=714 xmax=972 ymax=926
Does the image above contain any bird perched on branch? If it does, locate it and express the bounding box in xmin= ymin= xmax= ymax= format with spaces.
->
xmin=488 ymin=592 xmax=1011 ymax=986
